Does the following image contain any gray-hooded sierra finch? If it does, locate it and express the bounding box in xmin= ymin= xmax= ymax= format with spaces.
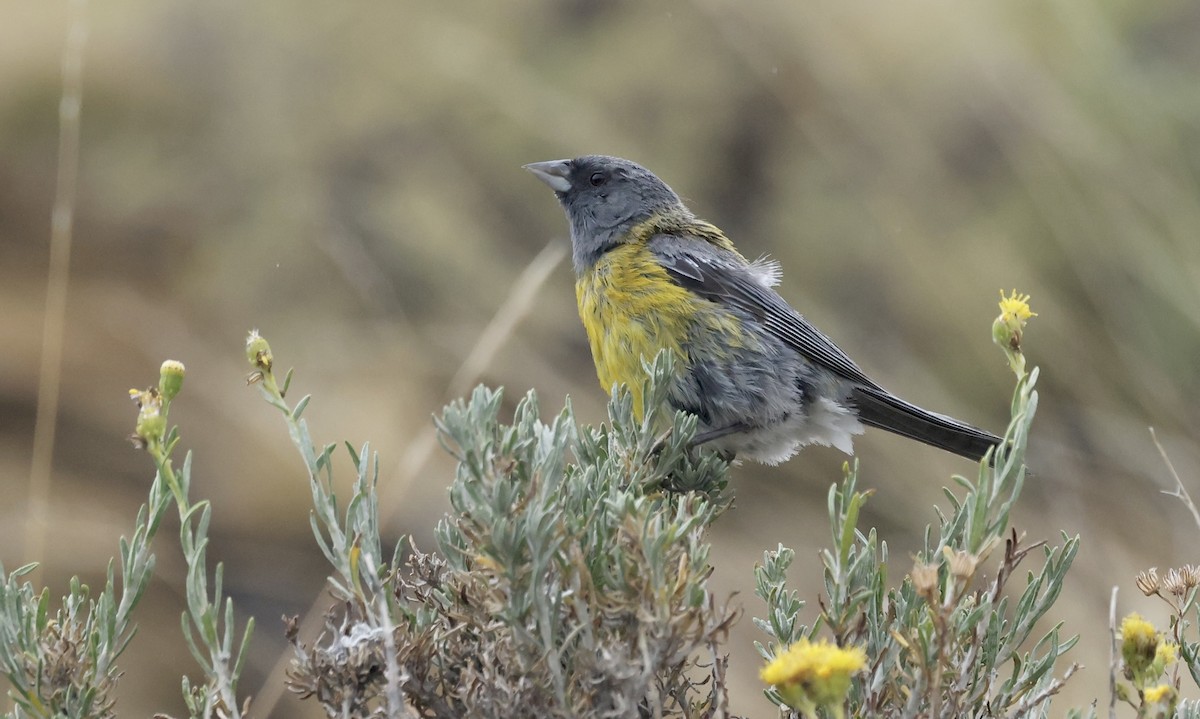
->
xmin=525 ymin=155 xmax=1001 ymax=464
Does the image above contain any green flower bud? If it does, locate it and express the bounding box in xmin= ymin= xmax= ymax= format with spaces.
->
xmin=246 ymin=330 xmax=273 ymax=372
xmin=129 ymin=387 xmax=166 ymax=449
xmin=159 ymin=360 xmax=186 ymax=403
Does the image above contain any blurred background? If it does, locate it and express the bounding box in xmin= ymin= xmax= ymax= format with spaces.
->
xmin=3 ymin=0 xmax=1199 ymax=715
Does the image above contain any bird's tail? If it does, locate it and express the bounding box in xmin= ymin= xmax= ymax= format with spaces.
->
xmin=851 ymin=386 xmax=1002 ymax=462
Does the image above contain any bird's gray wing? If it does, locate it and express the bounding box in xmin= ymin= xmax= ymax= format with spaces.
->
xmin=651 ymin=236 xmax=1003 ymax=462
xmin=650 ymin=238 xmax=882 ymax=389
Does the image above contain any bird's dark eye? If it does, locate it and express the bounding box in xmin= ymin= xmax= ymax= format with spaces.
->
xmin=589 ymin=172 xmax=606 ymax=187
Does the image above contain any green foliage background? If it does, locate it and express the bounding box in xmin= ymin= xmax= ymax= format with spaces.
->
xmin=1 ymin=0 xmax=1198 ymax=716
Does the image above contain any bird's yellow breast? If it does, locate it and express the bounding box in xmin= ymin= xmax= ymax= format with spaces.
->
xmin=575 ymin=243 xmax=742 ymax=416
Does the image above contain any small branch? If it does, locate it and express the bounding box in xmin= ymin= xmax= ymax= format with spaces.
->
xmin=1150 ymin=428 xmax=1200 ymax=531
xmin=1108 ymin=586 xmax=1118 ymax=719
xmin=363 ymin=553 xmax=416 ymax=719
xmin=446 ymin=239 xmax=568 ymax=397
xmin=26 ymin=0 xmax=88 ymax=586
xmin=1011 ymin=664 xmax=1079 ymax=717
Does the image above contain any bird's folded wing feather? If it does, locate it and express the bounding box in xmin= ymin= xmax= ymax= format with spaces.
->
xmin=651 ymin=239 xmax=882 ymax=390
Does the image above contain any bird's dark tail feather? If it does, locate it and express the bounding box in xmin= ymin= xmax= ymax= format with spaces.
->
xmin=851 ymin=386 xmax=1002 ymax=462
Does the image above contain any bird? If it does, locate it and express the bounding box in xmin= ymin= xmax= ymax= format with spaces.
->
xmin=523 ymin=155 xmax=1002 ymax=464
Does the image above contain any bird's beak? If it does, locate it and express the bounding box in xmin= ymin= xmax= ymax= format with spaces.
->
xmin=523 ymin=159 xmax=573 ymax=193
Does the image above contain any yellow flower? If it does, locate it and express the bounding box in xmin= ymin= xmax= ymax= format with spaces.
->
xmin=998 ymin=289 xmax=1036 ymax=325
xmin=1147 ymin=640 xmax=1179 ymax=682
xmin=1121 ymin=613 xmax=1157 ymax=668
xmin=1121 ymin=613 xmax=1156 ymax=645
xmin=993 ymin=289 xmax=1036 ymax=377
xmin=1155 ymin=642 xmax=1178 ymax=666
xmin=1143 ymin=683 xmax=1174 ymax=706
xmin=1120 ymin=613 xmax=1176 ymax=687
xmin=761 ymin=638 xmax=866 ymax=716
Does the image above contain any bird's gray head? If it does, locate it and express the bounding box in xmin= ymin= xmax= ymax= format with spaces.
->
xmin=524 ymin=155 xmax=687 ymax=272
